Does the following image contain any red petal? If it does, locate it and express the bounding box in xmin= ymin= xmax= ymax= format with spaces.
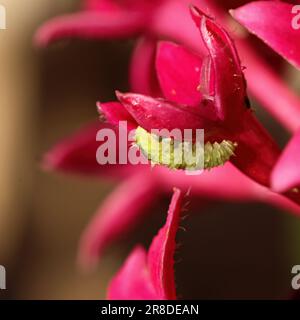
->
xmin=147 ymin=188 xmax=182 ymax=300
xmin=194 ymin=10 xmax=247 ymax=121
xmin=231 ymin=1 xmax=300 ymax=69
xmin=129 ymin=37 xmax=161 ymax=96
xmin=78 ymin=173 xmax=158 ymax=269
xmin=107 ymin=188 xmax=182 ymax=300
xmin=97 ymin=101 xmax=137 ymax=128
xmin=231 ymin=111 xmax=280 ymax=187
xmin=107 ymin=246 xmax=158 ymax=300
xmin=42 ymin=121 xmax=106 ymax=176
xmin=34 ymin=10 xmax=146 ymax=47
xmin=42 ymin=121 xmax=137 ymax=179
xmin=116 ymin=91 xmax=216 ymax=133
xmin=271 ymin=130 xmax=300 ymax=193
xmin=156 ymin=41 xmax=203 ymax=107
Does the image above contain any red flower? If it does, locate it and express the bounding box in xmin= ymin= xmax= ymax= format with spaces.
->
xmin=38 ymin=1 xmax=300 ymax=265
xmin=101 ymin=10 xmax=281 ymax=189
xmin=40 ymin=8 xmax=300 ymax=269
xmin=35 ymin=0 xmax=300 ymax=132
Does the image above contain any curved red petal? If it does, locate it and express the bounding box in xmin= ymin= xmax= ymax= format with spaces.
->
xmin=231 ymin=1 xmax=300 ymax=69
xmin=116 ymin=92 xmax=216 ymax=133
xmin=196 ymin=12 xmax=247 ymax=121
xmin=107 ymin=188 xmax=182 ymax=300
xmin=42 ymin=120 xmax=137 ymax=179
xmin=97 ymin=101 xmax=137 ymax=128
xmin=147 ymin=188 xmax=182 ymax=300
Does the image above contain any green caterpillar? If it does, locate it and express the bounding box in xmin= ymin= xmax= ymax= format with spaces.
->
xmin=134 ymin=126 xmax=237 ymax=171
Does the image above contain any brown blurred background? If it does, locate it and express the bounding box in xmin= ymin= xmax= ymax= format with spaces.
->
xmin=0 ymin=0 xmax=300 ymax=300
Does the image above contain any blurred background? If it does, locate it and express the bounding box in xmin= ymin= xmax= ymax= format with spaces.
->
xmin=0 ymin=0 xmax=300 ymax=299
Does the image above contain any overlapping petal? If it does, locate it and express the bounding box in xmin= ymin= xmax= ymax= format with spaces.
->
xmin=231 ymin=1 xmax=300 ymax=69
xmin=118 ymin=11 xmax=283 ymax=190
xmin=116 ymin=92 xmax=217 ymax=134
xmin=271 ymin=130 xmax=300 ymax=193
xmin=108 ymin=188 xmax=182 ymax=300
xmin=191 ymin=7 xmax=247 ymax=121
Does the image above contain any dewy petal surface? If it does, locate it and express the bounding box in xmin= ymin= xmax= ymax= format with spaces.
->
xmin=231 ymin=1 xmax=300 ymax=69
xmin=107 ymin=188 xmax=182 ymax=300
xmin=116 ymin=92 xmax=216 ymax=134
xmin=271 ymin=129 xmax=300 ymax=193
